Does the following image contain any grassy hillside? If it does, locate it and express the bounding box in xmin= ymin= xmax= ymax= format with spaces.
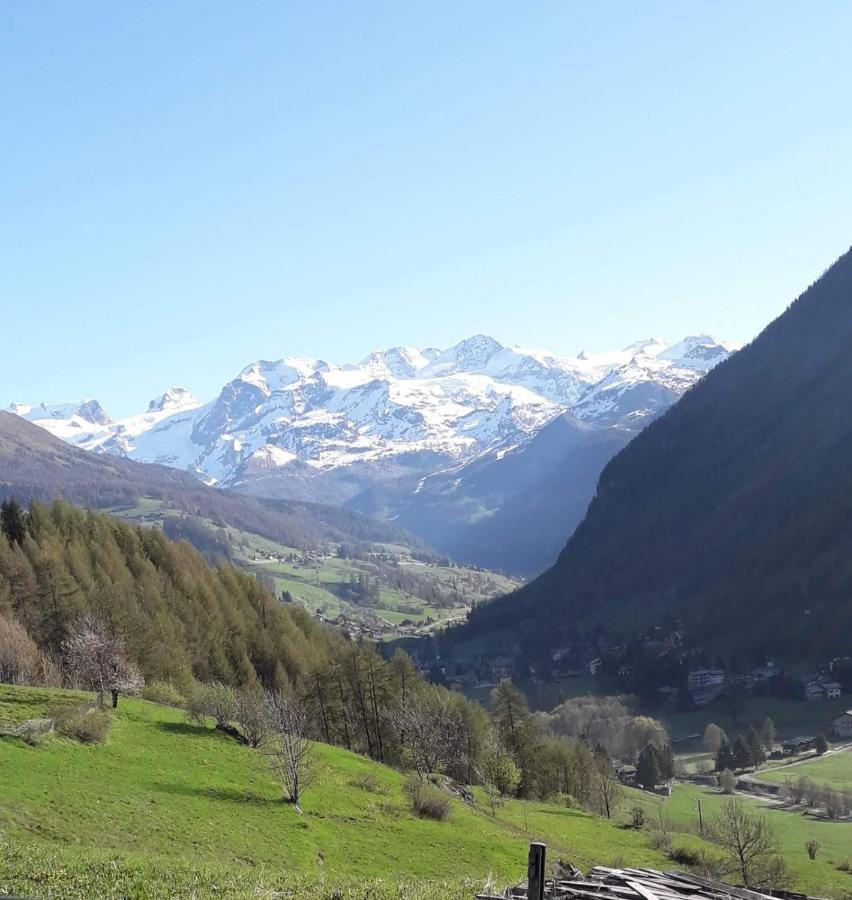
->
xmin=0 ymin=685 xmax=674 ymax=899
xmin=755 ymin=750 xmax=852 ymax=792
xmin=666 ymin=783 xmax=852 ymax=896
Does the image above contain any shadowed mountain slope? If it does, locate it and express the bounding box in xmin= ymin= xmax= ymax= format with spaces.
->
xmin=460 ymin=247 xmax=852 ymax=659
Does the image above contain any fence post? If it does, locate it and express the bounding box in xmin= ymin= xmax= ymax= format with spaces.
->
xmin=527 ymin=841 xmax=546 ymax=900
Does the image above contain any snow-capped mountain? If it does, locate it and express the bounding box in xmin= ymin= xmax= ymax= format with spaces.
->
xmin=9 ymin=334 xmax=736 ymax=515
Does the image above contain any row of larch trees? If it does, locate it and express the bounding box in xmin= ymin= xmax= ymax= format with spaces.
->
xmin=0 ymin=498 xmax=674 ymax=814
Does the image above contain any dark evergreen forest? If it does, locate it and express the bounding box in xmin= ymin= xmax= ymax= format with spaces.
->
xmin=460 ymin=246 xmax=852 ymax=660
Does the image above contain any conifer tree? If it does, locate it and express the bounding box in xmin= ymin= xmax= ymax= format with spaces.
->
xmin=1 ymin=499 xmax=27 ymax=545
xmin=716 ymin=738 xmax=736 ymax=772
xmin=636 ymin=744 xmax=661 ymax=789
xmin=759 ymin=717 xmax=776 ymax=752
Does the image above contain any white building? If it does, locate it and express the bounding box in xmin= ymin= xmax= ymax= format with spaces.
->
xmin=833 ymin=710 xmax=852 ymax=738
xmin=824 ymin=682 xmax=842 ymax=700
xmin=687 ymin=668 xmax=725 ymax=690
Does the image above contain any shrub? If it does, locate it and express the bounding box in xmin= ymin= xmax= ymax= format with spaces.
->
xmin=186 ymin=682 xmax=237 ymax=728
xmin=629 ymin=805 xmax=646 ymax=829
xmin=719 ymin=769 xmax=736 ymax=794
xmin=404 ymin=775 xmax=451 ymax=821
xmin=806 ymin=839 xmax=820 ymax=860
xmin=353 ymin=773 xmax=385 ymax=794
xmin=55 ymin=706 xmax=111 ymax=744
xmin=667 ymin=844 xmax=702 ymax=866
xmin=142 ymin=681 xmax=186 ymax=708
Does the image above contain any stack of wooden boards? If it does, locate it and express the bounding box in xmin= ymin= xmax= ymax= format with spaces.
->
xmin=475 ymin=865 xmax=824 ymax=900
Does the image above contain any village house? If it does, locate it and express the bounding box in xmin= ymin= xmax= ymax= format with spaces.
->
xmin=588 ymin=657 xmax=603 ymax=675
xmin=446 ymin=672 xmax=477 ymax=691
xmin=803 ymin=681 xmax=826 ymax=701
xmin=833 ymin=709 xmax=852 ymax=738
xmin=490 ymin=655 xmax=514 ymax=681
xmin=751 ymin=661 xmax=779 ymax=682
xmin=782 ymin=735 xmax=816 ymax=755
xmin=824 ymin=681 xmax=842 ymax=700
xmin=551 ymin=647 xmax=568 ymax=663
xmin=687 ymin=668 xmax=725 ymax=690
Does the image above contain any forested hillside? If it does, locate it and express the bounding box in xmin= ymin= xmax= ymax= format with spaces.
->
xmin=460 ymin=246 xmax=852 ymax=659
xmin=0 ymin=500 xmax=333 ymax=688
xmin=0 ymin=411 xmax=420 ymax=552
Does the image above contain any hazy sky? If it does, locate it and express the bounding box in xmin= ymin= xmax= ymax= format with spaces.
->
xmin=2 ymin=1 xmax=851 ymax=415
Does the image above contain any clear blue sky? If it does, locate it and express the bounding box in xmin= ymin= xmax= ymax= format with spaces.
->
xmin=2 ymin=1 xmax=851 ymax=415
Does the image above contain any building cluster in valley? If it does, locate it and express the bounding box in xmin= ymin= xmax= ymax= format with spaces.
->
xmin=428 ymin=620 xmax=852 ymax=715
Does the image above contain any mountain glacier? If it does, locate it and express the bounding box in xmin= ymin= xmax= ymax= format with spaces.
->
xmin=10 ymin=334 xmax=737 ymax=525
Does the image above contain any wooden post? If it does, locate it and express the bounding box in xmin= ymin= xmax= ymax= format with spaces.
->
xmin=527 ymin=841 xmax=546 ymax=900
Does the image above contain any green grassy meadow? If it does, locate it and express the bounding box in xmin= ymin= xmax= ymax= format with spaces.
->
xmin=755 ymin=750 xmax=852 ymax=792
xmin=663 ymin=783 xmax=852 ymax=896
xmin=3 ymin=685 xmax=851 ymax=898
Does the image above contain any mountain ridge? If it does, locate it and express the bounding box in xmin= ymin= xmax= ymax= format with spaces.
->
xmin=458 ymin=246 xmax=852 ymax=657
xmin=10 ymin=332 xmax=735 ymax=495
xmin=9 ymin=333 xmax=736 ymax=575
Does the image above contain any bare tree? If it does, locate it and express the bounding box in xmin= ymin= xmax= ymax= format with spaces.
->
xmin=235 ymin=684 xmax=269 ymax=748
xmin=719 ymin=769 xmax=736 ymax=794
xmin=711 ymin=799 xmax=789 ymax=890
xmin=63 ymin=616 xmax=143 ymax=707
xmin=593 ymin=761 xmax=624 ymax=819
xmin=263 ymin=689 xmax=319 ymax=811
xmin=703 ymin=723 xmax=727 ymax=755
xmin=390 ymin=688 xmax=457 ymax=779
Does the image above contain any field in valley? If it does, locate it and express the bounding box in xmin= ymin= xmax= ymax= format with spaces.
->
xmin=754 ymin=748 xmax=852 ymax=792
xmin=108 ymin=498 xmax=518 ymax=635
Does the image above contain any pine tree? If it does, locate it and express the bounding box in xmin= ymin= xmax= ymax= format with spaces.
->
xmin=759 ymin=717 xmax=776 ymax=752
xmin=636 ymin=744 xmax=661 ymax=789
xmin=733 ymin=734 xmax=752 ymax=770
xmin=715 ymin=738 xmax=736 ymax=772
xmin=1 ymin=499 xmax=27 ymax=545
xmin=744 ymin=726 xmax=765 ymax=767
xmin=653 ymin=742 xmax=675 ymax=781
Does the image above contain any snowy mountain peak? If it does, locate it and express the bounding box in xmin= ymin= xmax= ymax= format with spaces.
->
xmin=659 ymin=335 xmax=740 ymax=371
xmin=147 ymin=387 xmax=200 ymax=413
xmin=238 ymin=358 xmax=320 ymax=393
xmin=361 ymin=346 xmax=435 ymax=379
xmin=11 ymin=331 xmax=736 ymax=496
xmin=422 ymin=335 xmax=504 ymax=377
xmin=11 ymin=399 xmax=112 ymax=427
xmin=622 ymin=337 xmax=667 ymax=356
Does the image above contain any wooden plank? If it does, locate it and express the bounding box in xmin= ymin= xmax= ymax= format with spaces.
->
xmin=625 ymin=880 xmax=661 ymax=900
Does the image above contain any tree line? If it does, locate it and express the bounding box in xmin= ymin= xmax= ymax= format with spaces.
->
xmin=0 ymin=498 xmax=676 ymax=814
